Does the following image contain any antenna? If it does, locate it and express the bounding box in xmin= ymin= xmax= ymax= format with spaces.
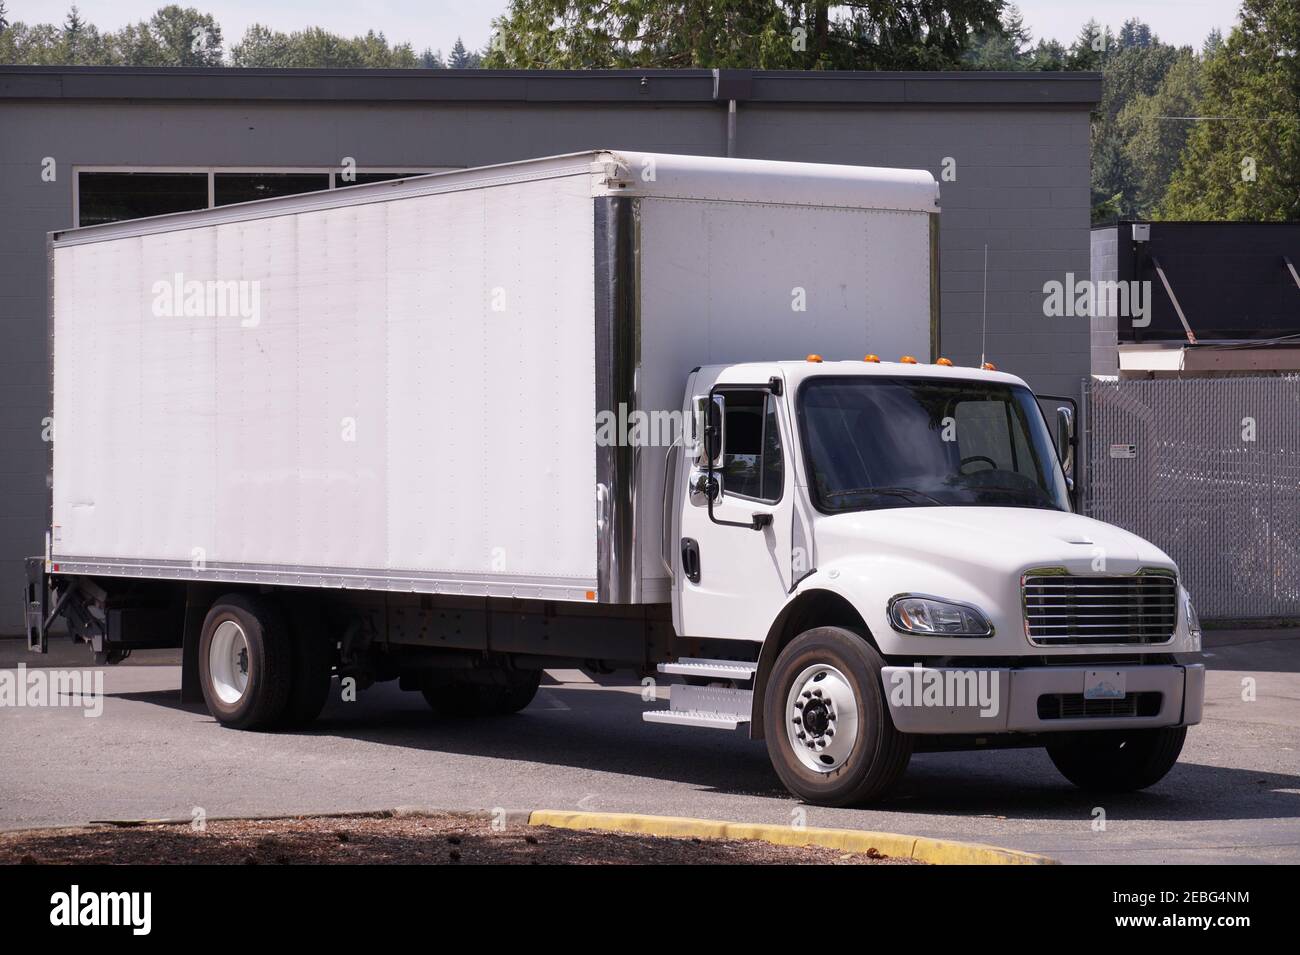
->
xmin=979 ymin=244 xmax=988 ymax=367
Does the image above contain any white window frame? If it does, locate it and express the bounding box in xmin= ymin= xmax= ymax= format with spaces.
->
xmin=73 ymin=165 xmax=457 ymax=227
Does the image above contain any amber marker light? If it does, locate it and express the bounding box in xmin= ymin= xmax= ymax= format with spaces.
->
xmin=863 ymin=354 xmax=880 ymax=363
xmin=982 ymin=361 xmax=997 ymax=371
xmin=899 ymin=355 xmax=918 ymax=364
xmin=806 ymin=354 xmax=823 ymax=363
xmin=936 ymin=357 xmax=953 ymax=366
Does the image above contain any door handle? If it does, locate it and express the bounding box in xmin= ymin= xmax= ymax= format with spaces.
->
xmin=680 ymin=538 xmax=701 ymax=584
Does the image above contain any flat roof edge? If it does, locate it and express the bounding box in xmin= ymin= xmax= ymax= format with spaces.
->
xmin=0 ymin=66 xmax=1102 ymax=106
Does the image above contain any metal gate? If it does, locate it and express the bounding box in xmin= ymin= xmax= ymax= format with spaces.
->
xmin=1084 ymin=376 xmax=1300 ymax=620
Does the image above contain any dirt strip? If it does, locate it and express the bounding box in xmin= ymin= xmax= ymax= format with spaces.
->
xmin=0 ymin=812 xmax=922 ymax=865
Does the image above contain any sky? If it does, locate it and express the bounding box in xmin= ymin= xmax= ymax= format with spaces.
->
xmin=6 ymin=1 xmax=1243 ymax=56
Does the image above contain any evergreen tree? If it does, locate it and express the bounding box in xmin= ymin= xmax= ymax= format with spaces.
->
xmin=448 ymin=37 xmax=472 ymax=68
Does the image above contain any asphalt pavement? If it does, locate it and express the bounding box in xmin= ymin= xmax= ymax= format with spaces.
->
xmin=1 ymin=629 xmax=1296 ymax=864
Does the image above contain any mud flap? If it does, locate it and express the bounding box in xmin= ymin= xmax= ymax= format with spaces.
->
xmin=24 ymin=557 xmax=48 ymax=653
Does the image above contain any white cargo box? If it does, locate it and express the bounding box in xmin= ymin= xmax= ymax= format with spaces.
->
xmin=48 ymin=150 xmax=939 ymax=604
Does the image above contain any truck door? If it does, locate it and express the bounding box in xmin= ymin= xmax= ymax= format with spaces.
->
xmin=675 ymin=373 xmax=794 ymax=641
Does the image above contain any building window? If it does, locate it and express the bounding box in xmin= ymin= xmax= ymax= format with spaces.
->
xmin=76 ymin=168 xmax=451 ymax=227
xmin=335 ymin=172 xmax=429 ymax=187
xmin=76 ymin=172 xmax=209 ymax=227
xmin=214 ymin=172 xmax=331 ymax=206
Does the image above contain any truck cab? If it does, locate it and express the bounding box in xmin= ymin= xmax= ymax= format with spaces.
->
xmin=650 ymin=356 xmax=1204 ymax=805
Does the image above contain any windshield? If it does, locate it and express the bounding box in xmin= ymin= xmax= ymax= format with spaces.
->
xmin=798 ymin=376 xmax=1070 ymax=513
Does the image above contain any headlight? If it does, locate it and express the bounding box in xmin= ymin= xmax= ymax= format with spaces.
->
xmin=1183 ymin=588 xmax=1203 ymax=643
xmin=888 ymin=594 xmax=994 ymax=637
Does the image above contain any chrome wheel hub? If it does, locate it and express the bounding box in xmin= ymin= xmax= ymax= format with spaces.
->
xmin=785 ymin=663 xmax=860 ymax=773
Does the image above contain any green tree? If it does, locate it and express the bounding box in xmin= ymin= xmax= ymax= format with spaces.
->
xmin=230 ymin=25 xmax=417 ymax=67
xmin=1025 ymin=38 xmax=1065 ymax=70
xmin=1083 ymin=19 xmax=1184 ymax=220
xmin=1117 ymin=49 xmax=1202 ymax=214
xmin=63 ymin=5 xmax=83 ymax=41
xmin=963 ymin=3 xmax=1031 ymax=70
xmin=1066 ymin=18 xmax=1111 ymax=70
xmin=124 ymin=5 xmax=223 ymax=66
xmin=60 ymin=5 xmax=111 ymax=63
xmin=447 ymin=36 xmax=481 ymax=68
xmin=419 ymin=47 xmax=446 ymax=69
xmin=483 ymin=0 xmax=1001 ymax=70
xmin=1161 ymin=0 xmax=1300 ymax=220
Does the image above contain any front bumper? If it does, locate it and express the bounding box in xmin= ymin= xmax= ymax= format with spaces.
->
xmin=881 ymin=663 xmax=1204 ymax=734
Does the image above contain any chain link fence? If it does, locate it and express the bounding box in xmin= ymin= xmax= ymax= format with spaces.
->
xmin=1084 ymin=376 xmax=1300 ymax=620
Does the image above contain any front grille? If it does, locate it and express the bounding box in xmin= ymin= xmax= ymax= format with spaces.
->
xmin=1022 ymin=573 xmax=1177 ymax=646
xmin=1037 ymin=692 xmax=1163 ymax=720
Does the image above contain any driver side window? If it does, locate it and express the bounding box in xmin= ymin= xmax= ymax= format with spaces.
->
xmin=719 ymin=390 xmax=784 ymax=503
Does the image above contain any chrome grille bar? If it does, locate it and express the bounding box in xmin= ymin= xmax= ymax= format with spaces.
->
xmin=1022 ymin=572 xmax=1177 ymax=646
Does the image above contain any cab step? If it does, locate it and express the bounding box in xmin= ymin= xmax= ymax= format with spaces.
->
xmin=642 ymin=709 xmax=748 ymax=730
xmin=656 ymin=657 xmax=757 ymax=682
xmin=641 ymin=682 xmax=752 ymax=731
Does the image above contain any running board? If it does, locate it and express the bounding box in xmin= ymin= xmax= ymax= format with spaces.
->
xmin=642 ymin=709 xmax=748 ymax=730
xmin=642 ymin=682 xmax=752 ymax=732
xmin=656 ymin=657 xmax=757 ymax=681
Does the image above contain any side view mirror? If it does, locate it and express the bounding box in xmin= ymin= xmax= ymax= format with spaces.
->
xmin=696 ymin=393 xmax=725 ymax=469
xmin=1055 ymin=406 xmax=1074 ymax=475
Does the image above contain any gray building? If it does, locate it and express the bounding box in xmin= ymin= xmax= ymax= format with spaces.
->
xmin=0 ymin=65 xmax=1100 ymax=632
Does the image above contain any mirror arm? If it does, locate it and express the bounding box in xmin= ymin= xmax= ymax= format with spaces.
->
xmin=704 ymin=460 xmax=769 ymax=530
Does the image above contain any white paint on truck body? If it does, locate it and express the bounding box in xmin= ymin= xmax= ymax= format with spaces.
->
xmin=49 ymin=149 xmax=937 ymax=605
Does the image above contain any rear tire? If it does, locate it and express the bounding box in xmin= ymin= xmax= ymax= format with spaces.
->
xmin=763 ymin=627 xmax=911 ymax=806
xmin=279 ymin=601 xmax=334 ymax=728
xmin=422 ymin=669 xmax=541 ymax=718
xmin=1047 ymin=726 xmax=1187 ymax=792
xmin=198 ymin=594 xmax=292 ymax=730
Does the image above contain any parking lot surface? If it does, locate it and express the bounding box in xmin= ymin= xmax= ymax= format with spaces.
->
xmin=1 ymin=629 xmax=1296 ymax=864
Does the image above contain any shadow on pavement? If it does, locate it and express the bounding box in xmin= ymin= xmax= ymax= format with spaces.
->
xmin=107 ymin=676 xmax=1300 ymax=828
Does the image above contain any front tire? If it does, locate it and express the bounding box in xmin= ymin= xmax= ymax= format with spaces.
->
xmin=763 ymin=627 xmax=911 ymax=806
xmin=198 ymin=593 xmax=293 ymax=730
xmin=1047 ymin=727 xmax=1187 ymax=792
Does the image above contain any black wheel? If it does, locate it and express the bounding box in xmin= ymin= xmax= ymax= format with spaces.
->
xmin=198 ymin=593 xmax=293 ymax=730
xmin=763 ymin=627 xmax=911 ymax=806
xmin=1047 ymin=726 xmax=1187 ymax=792
xmin=422 ymin=669 xmax=541 ymax=717
xmin=279 ymin=601 xmax=334 ymax=728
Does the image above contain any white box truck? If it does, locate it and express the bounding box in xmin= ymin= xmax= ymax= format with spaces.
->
xmin=26 ymin=150 xmax=1204 ymax=805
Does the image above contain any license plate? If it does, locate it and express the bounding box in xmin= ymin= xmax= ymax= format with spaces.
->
xmin=1084 ymin=669 xmax=1126 ymax=700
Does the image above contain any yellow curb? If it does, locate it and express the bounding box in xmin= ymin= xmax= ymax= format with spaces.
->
xmin=528 ymin=810 xmax=1057 ymax=865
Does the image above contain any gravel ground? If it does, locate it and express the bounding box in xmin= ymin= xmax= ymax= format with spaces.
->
xmin=0 ymin=812 xmax=918 ymax=865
